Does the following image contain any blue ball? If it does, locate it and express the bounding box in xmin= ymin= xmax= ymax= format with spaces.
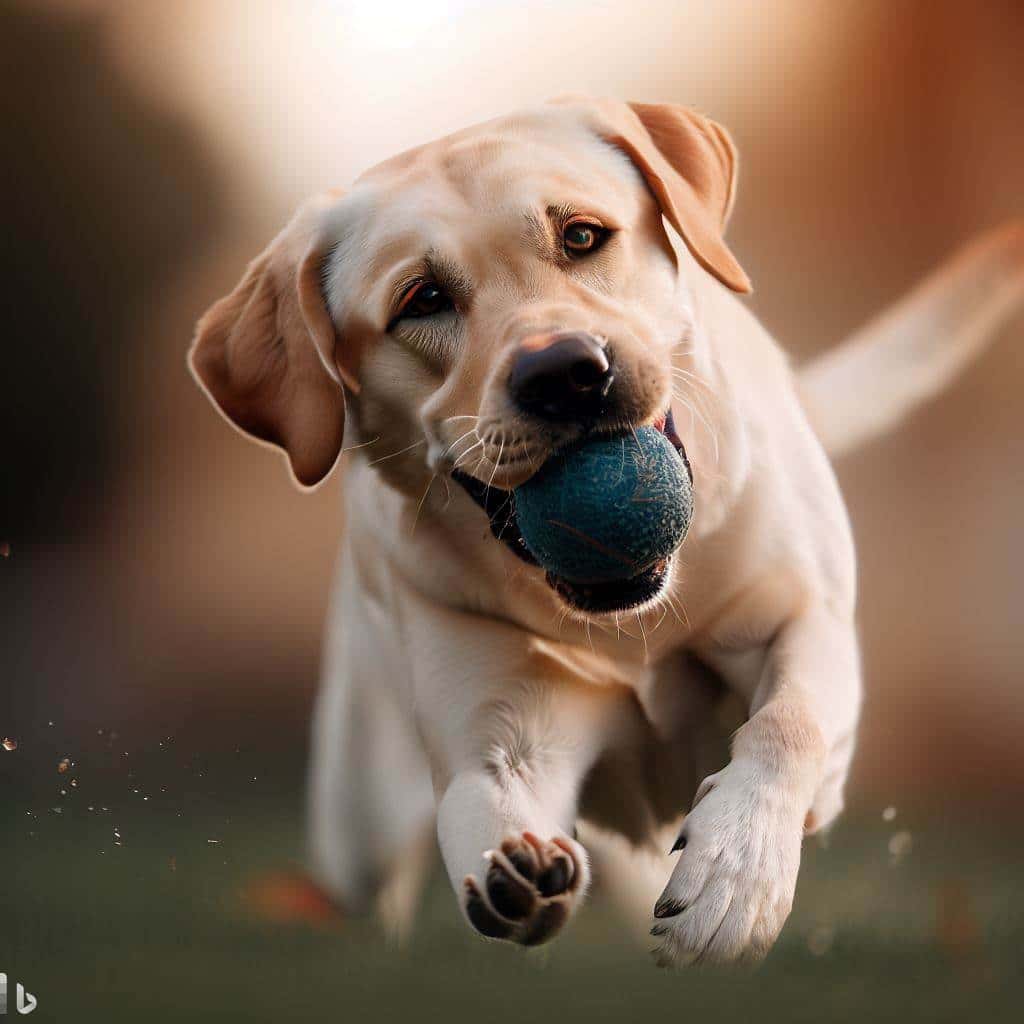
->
xmin=513 ymin=427 xmax=693 ymax=584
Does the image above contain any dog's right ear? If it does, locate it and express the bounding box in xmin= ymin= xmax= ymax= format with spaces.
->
xmin=188 ymin=194 xmax=354 ymax=488
xmin=551 ymin=97 xmax=750 ymax=293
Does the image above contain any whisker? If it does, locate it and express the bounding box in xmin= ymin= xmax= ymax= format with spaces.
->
xmin=671 ymin=366 xmax=714 ymax=394
xmin=671 ymin=384 xmax=719 ymax=465
xmin=339 ymin=434 xmax=381 ymax=455
xmin=451 ymin=437 xmax=485 ymax=472
xmin=485 ymin=435 xmax=506 ymax=494
xmin=556 ymin=606 xmax=570 ymax=636
xmin=664 ymin=589 xmax=690 ymax=629
xmin=468 ymin=450 xmax=490 ymax=479
xmin=368 ymin=438 xmax=426 ymax=467
xmin=411 ymin=473 xmax=437 ymax=535
xmin=671 ymin=367 xmax=718 ymax=425
xmin=442 ymin=428 xmax=480 ymax=462
xmin=653 ymin=600 xmax=670 ymax=633
xmin=636 ymin=610 xmax=649 ymax=660
xmin=670 ymin=372 xmax=716 ymax=412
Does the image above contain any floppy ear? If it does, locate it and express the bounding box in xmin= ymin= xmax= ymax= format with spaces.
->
xmin=554 ymin=97 xmax=751 ymax=293
xmin=189 ymin=194 xmax=355 ymax=487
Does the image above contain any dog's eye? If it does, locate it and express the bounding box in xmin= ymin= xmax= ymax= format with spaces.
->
xmin=395 ymin=281 xmax=453 ymax=322
xmin=563 ymin=220 xmax=609 ymax=257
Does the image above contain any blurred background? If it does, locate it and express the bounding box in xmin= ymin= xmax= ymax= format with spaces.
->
xmin=1 ymin=1 xmax=1022 ymax=1020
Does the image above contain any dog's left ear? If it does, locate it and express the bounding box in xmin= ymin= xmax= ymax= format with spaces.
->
xmin=554 ymin=97 xmax=751 ymax=293
xmin=189 ymin=193 xmax=355 ymax=488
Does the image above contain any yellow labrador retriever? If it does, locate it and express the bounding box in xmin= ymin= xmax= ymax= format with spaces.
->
xmin=190 ymin=97 xmax=1023 ymax=963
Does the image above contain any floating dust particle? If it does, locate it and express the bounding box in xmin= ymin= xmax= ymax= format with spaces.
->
xmin=70 ymin=778 xmax=78 ymax=788
xmin=888 ymin=830 xmax=913 ymax=864
xmin=807 ymin=924 xmax=835 ymax=956
xmin=882 ymin=806 xmax=897 ymax=822
xmin=57 ymin=757 xmax=70 ymax=773
xmin=2 ymin=737 xmax=17 ymax=752
xmin=207 ymin=839 xmax=220 ymax=845
xmin=0 ymin=541 xmax=10 ymax=557
xmin=169 ymin=856 xmax=177 ymax=873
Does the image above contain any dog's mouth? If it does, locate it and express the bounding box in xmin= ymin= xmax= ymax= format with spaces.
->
xmin=545 ymin=557 xmax=670 ymax=613
xmin=453 ymin=409 xmax=688 ymax=614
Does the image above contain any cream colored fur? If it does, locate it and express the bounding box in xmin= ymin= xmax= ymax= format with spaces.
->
xmin=189 ymin=99 xmax=1024 ymax=964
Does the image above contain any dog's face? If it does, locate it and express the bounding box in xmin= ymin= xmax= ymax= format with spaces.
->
xmin=190 ymin=98 xmax=750 ymax=612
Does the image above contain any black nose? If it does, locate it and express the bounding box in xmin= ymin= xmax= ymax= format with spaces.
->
xmin=508 ymin=332 xmax=613 ymax=420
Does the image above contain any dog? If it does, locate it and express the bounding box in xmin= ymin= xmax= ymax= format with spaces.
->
xmin=189 ymin=97 xmax=1024 ymax=964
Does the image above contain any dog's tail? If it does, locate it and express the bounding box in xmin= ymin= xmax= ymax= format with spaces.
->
xmin=798 ymin=222 xmax=1024 ymax=458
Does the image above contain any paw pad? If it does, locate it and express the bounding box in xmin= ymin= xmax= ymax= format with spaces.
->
xmin=462 ymin=832 xmax=584 ymax=946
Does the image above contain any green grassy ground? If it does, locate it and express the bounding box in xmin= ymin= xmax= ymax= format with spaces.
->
xmin=2 ymin=787 xmax=1022 ymax=1024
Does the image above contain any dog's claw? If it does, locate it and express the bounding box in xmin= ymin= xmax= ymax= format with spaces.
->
xmin=653 ymin=897 xmax=687 ymax=919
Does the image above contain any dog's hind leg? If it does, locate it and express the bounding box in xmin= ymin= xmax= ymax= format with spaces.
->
xmin=307 ymin=663 xmax=436 ymax=937
xmin=307 ymin=567 xmax=436 ymax=939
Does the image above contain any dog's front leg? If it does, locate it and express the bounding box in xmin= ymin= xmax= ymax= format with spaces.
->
xmin=404 ymin=597 xmax=609 ymax=946
xmin=652 ymin=606 xmax=860 ymax=966
xmin=437 ymin=751 xmax=589 ymax=946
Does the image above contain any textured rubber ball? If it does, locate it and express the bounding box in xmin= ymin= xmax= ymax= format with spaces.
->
xmin=513 ymin=427 xmax=693 ymax=584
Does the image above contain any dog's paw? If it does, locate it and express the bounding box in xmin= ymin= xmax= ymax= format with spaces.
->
xmin=462 ymin=831 xmax=588 ymax=946
xmin=650 ymin=761 xmax=805 ymax=966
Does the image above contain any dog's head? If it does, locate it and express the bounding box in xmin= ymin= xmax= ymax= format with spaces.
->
xmin=190 ymin=98 xmax=750 ymax=613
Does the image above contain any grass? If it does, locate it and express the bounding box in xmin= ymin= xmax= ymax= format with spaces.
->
xmin=2 ymin=777 xmax=1022 ymax=1024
